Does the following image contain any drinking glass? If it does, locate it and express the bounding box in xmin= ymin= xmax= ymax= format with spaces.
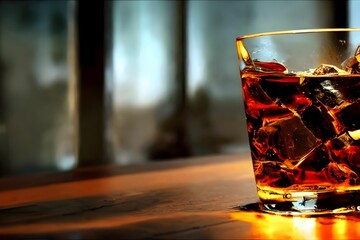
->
xmin=236 ymin=28 xmax=360 ymax=215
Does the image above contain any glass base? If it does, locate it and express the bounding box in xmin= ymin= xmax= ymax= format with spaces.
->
xmin=257 ymin=187 xmax=360 ymax=216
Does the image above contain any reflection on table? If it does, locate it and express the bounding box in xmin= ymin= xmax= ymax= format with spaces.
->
xmin=0 ymin=153 xmax=359 ymax=239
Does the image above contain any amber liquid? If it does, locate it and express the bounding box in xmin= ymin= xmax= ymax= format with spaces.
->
xmin=241 ymin=66 xmax=360 ymax=214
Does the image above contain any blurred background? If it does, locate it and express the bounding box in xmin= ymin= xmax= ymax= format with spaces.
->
xmin=0 ymin=0 xmax=359 ymax=176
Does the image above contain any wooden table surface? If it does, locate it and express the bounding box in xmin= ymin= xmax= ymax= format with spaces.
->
xmin=1 ymin=153 xmax=360 ymax=239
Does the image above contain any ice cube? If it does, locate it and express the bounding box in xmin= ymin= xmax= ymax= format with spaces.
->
xmin=264 ymin=149 xmax=280 ymax=161
xmin=254 ymin=60 xmax=288 ymax=73
xmin=245 ymin=100 xmax=293 ymax=122
xmin=283 ymin=94 xmax=312 ymax=113
xmin=242 ymin=77 xmax=274 ymax=119
xmin=243 ymin=77 xmax=273 ymax=105
xmin=259 ymin=76 xmax=301 ymax=103
xmin=293 ymin=169 xmax=327 ymax=184
xmin=322 ymin=162 xmax=347 ymax=184
xmin=321 ymin=162 xmax=359 ymax=185
xmin=313 ymin=79 xmax=345 ymax=107
xmin=300 ymin=105 xmax=337 ymax=141
xmin=334 ymin=100 xmax=360 ymax=132
xmin=253 ymin=116 xmax=320 ymax=161
xmin=243 ymin=78 xmax=293 ymax=121
xmin=271 ymin=170 xmax=296 ymax=187
xmin=313 ymin=64 xmax=348 ymax=75
xmin=261 ymin=106 xmax=294 ymax=124
xmin=295 ymin=144 xmax=330 ymax=172
xmin=346 ymin=145 xmax=360 ymax=171
xmin=327 ymin=132 xmax=360 ymax=171
xmin=342 ymin=45 xmax=360 ymax=74
xmin=326 ymin=132 xmax=354 ymax=151
xmin=253 ymin=125 xmax=279 ymax=155
xmin=254 ymin=161 xmax=295 ymax=188
xmin=342 ymin=56 xmax=360 ymax=74
xmin=326 ymin=132 xmax=360 ymax=172
xmin=300 ymin=76 xmax=360 ymax=108
xmin=254 ymin=161 xmax=280 ymax=177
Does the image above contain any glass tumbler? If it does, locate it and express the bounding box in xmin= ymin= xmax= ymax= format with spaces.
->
xmin=236 ymin=28 xmax=360 ymax=215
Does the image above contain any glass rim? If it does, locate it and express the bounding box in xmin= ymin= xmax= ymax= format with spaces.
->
xmin=236 ymin=28 xmax=360 ymax=41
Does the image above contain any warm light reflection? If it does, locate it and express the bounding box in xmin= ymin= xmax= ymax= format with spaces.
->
xmin=112 ymin=1 xmax=169 ymax=107
xmin=230 ymin=211 xmax=360 ymax=239
xmin=293 ymin=217 xmax=316 ymax=239
xmin=333 ymin=219 xmax=346 ymax=239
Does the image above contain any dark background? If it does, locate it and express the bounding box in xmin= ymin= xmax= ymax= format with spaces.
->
xmin=0 ymin=0 xmax=358 ymax=176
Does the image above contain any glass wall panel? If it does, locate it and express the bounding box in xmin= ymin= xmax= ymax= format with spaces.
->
xmin=0 ymin=1 xmax=74 ymax=175
xmin=349 ymin=0 xmax=360 ymax=26
xmin=111 ymin=1 xmax=178 ymax=164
